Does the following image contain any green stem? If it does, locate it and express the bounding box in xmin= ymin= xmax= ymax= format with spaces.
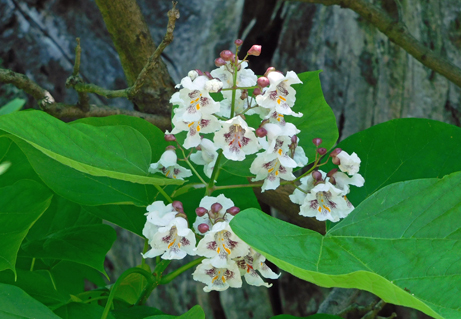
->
xmin=230 ymin=48 xmax=240 ymax=119
xmin=160 ymin=257 xmax=205 ymax=285
xmin=154 ymin=184 xmax=173 ymax=203
xmin=83 ymin=296 xmax=109 ymax=304
xmin=136 ymin=259 xmax=172 ymax=305
xmin=179 ymin=147 xmax=207 ymax=185
xmin=214 ymin=182 xmax=264 ymax=191
xmin=100 ymin=268 xmax=154 ymax=319
xmin=141 ymin=239 xmax=149 ymax=268
xmin=207 ymin=150 xmax=223 ymax=195
xmin=30 ymin=258 xmax=35 ymax=272
xmin=221 ymin=85 xmax=257 ymax=91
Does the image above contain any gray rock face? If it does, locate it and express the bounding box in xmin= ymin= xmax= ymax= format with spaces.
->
xmin=1 ymin=0 xmax=458 ymax=318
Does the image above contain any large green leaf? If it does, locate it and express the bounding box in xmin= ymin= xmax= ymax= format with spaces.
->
xmin=54 ymin=302 xmax=115 ymax=319
xmin=20 ymin=224 xmax=116 ymax=276
xmin=271 ymin=315 xmax=343 ymax=319
xmin=84 ymin=205 xmax=146 ymax=236
xmin=0 ymin=180 xmax=53 ymax=275
xmin=0 ymin=110 xmax=182 ymax=186
xmin=15 ymin=140 xmax=157 ymax=206
xmin=329 ymin=118 xmax=461 ymax=207
xmin=111 ymin=306 xmax=164 ymax=319
xmin=231 ymin=171 xmax=461 ymax=319
xmin=221 ymin=70 xmax=338 ymax=177
xmin=145 ymin=305 xmax=205 ymax=319
xmin=0 ymin=98 xmax=25 ymax=115
xmin=0 ymin=283 xmax=61 ymax=318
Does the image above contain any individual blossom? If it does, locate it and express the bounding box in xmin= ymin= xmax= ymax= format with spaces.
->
xmin=214 ymin=116 xmax=260 ymax=161
xmin=192 ymin=258 xmax=242 ymax=292
xmin=144 ymin=201 xmax=177 ymax=227
xmin=336 ymin=151 xmax=361 ymax=175
xmin=170 ymin=111 xmax=221 ymax=149
xmin=190 ymin=139 xmax=218 ymax=178
xmin=142 ymin=217 xmax=196 ymax=260
xmin=193 ymin=194 xmax=235 ymax=233
xmin=256 ymin=71 xmax=302 ymax=116
xmin=171 ymin=75 xmax=221 ymax=122
xmin=332 ymin=171 xmax=365 ymax=195
xmin=250 ymin=152 xmax=297 ymax=192
xmin=234 ymin=248 xmax=280 ymax=287
xmin=210 ymin=61 xmax=257 ymax=89
xmin=195 ymin=221 xmax=250 ymax=268
xmin=149 ymin=149 xmax=192 ymax=180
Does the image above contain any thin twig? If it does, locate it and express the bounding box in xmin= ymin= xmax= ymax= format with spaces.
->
xmin=68 ymin=38 xmax=90 ymax=111
xmin=292 ymin=0 xmax=461 ymax=89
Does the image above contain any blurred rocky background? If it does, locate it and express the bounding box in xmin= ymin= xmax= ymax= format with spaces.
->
xmin=1 ymin=0 xmax=460 ymax=318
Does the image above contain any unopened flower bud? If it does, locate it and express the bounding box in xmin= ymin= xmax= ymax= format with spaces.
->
xmin=330 ymin=148 xmax=342 ymax=157
xmin=332 ymin=157 xmax=341 ymax=165
xmin=172 ymin=201 xmax=183 ymax=212
xmin=240 ymin=89 xmax=248 ymax=100
xmin=195 ymin=69 xmax=204 ymax=76
xmin=312 ymin=170 xmax=322 ymax=181
xmin=327 ymin=168 xmax=338 ymax=178
xmin=234 ymin=39 xmax=243 ymax=46
xmin=204 ymin=71 xmax=213 ymax=80
xmin=317 ymin=147 xmax=327 ymax=155
xmin=166 ymin=145 xmax=176 ymax=151
xmin=211 ymin=202 xmax=223 ymax=214
xmin=188 ymin=70 xmax=198 ymax=81
xmin=175 ymin=211 xmax=187 ymax=220
xmin=164 ymin=134 xmax=176 ymax=142
xmin=257 ymin=76 xmax=270 ymax=88
xmin=291 ymin=135 xmax=298 ymax=145
xmin=312 ymin=138 xmax=322 ymax=147
xmin=198 ymin=223 xmax=209 ymax=234
xmin=253 ymin=88 xmax=261 ymax=96
xmin=264 ymin=67 xmax=276 ymax=77
xmin=195 ymin=207 xmax=208 ymax=217
xmin=215 ymin=57 xmax=227 ymax=67
xmin=248 ymin=44 xmax=262 ymax=56
xmin=255 ymin=127 xmax=268 ymax=138
xmin=227 ymin=206 xmax=240 ymax=216
xmin=329 ymin=176 xmax=336 ymax=185
xmin=220 ymin=50 xmax=233 ymax=61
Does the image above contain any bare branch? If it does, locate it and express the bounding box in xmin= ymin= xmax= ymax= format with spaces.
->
xmin=293 ymin=0 xmax=461 ymax=89
xmin=0 ymin=68 xmax=53 ymax=102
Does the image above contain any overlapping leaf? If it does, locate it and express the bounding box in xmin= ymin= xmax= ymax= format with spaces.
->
xmin=0 ymin=110 xmax=182 ymax=186
xmin=231 ymin=171 xmax=461 ymax=319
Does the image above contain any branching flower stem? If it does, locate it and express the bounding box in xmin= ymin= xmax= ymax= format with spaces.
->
xmin=160 ymin=257 xmax=205 ymax=284
xmin=154 ymin=184 xmax=173 ymax=203
xmin=178 ymin=146 xmax=207 ymax=185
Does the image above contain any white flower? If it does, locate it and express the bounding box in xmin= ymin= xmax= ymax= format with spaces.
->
xmin=171 ymin=76 xmax=220 ymax=122
xmin=143 ymin=217 xmax=196 ymax=260
xmin=205 ymin=79 xmax=223 ymax=93
xmin=149 ymin=149 xmax=192 ymax=180
xmin=293 ymin=144 xmax=308 ymax=168
xmin=170 ymin=112 xmax=221 ymax=149
xmin=250 ymin=152 xmax=296 ymax=192
xmin=214 ymin=116 xmax=260 ymax=161
xmin=192 ymin=258 xmax=242 ymax=292
xmin=195 ymin=222 xmax=250 ymax=268
xmin=299 ymin=180 xmax=353 ymax=222
xmin=145 ymin=201 xmax=177 ymax=226
xmin=193 ymin=194 xmax=235 ymax=234
xmin=190 ymin=139 xmax=218 ymax=178
xmin=210 ymin=61 xmax=257 ymax=89
xmin=256 ymin=71 xmax=302 ymax=116
xmin=234 ymin=248 xmax=280 ymax=287
xmin=289 ymin=174 xmax=317 ymax=206
xmin=336 ymin=151 xmax=361 ymax=175
xmin=217 ymin=90 xmax=254 ymax=118
xmin=333 ymin=171 xmax=365 ymax=195
xmin=188 ymin=70 xmax=199 ymax=81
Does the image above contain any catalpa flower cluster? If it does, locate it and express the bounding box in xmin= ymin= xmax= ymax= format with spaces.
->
xmin=143 ymin=39 xmax=364 ymax=292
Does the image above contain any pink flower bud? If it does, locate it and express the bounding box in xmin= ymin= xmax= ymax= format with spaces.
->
xmin=253 ymin=88 xmax=262 ymax=96
xmin=195 ymin=207 xmax=208 ymax=217
xmin=312 ymin=170 xmax=322 ymax=181
xmin=317 ymin=147 xmax=327 ymax=155
xmin=332 ymin=157 xmax=341 ymax=165
xmin=255 ymin=127 xmax=268 ymax=138
xmin=164 ymin=134 xmax=176 ymax=142
xmin=227 ymin=206 xmax=240 ymax=216
xmin=312 ymin=138 xmax=322 ymax=146
xmin=172 ymin=201 xmax=183 ymax=212
xmin=264 ymin=67 xmax=276 ymax=77
xmin=248 ymin=45 xmax=262 ymax=56
xmin=215 ymin=57 xmax=227 ymax=67
xmin=220 ymin=50 xmax=233 ymax=61
xmin=330 ymin=148 xmax=342 ymax=157
xmin=257 ymin=76 xmax=270 ymax=88
xmin=204 ymin=71 xmax=213 ymax=79
xmin=211 ymin=202 xmax=223 ymax=214
xmin=234 ymin=39 xmax=243 ymax=46
xmin=166 ymin=145 xmax=176 ymax=151
xmin=198 ymin=223 xmax=209 ymax=234
xmin=291 ymin=135 xmax=298 ymax=145
xmin=195 ymin=69 xmax=204 ymax=76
